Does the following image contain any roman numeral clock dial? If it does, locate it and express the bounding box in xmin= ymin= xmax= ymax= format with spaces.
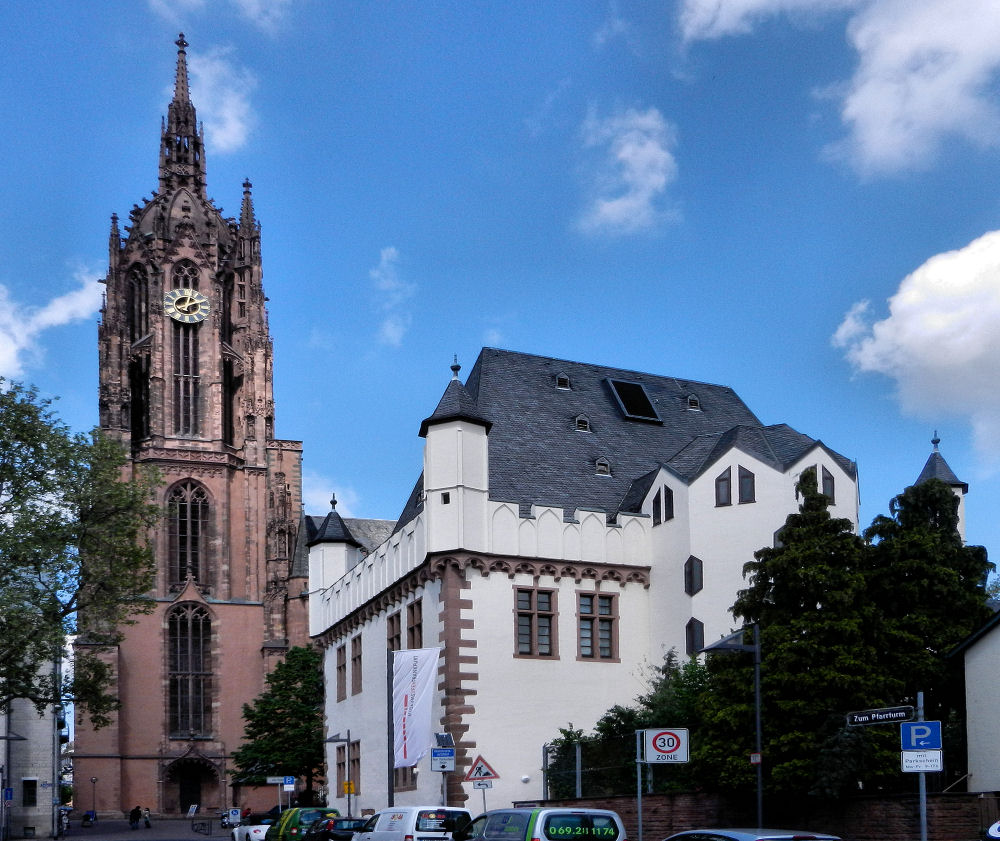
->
xmin=164 ymin=288 xmax=210 ymax=323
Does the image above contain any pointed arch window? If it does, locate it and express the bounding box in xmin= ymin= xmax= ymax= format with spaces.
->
xmin=172 ymin=259 xmax=200 ymax=290
xmin=167 ymin=481 xmax=210 ymax=588
xmin=173 ymin=321 xmax=200 ymax=435
xmin=167 ymin=603 xmax=212 ymax=738
xmin=127 ymin=264 xmax=149 ymax=342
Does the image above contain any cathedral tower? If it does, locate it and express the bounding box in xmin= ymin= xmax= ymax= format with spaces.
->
xmin=74 ymin=35 xmax=306 ymax=816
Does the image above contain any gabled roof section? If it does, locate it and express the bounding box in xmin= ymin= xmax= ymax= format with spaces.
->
xmin=418 ymin=359 xmax=492 ymax=438
xmin=666 ymin=423 xmax=856 ymax=483
xmin=916 ymin=433 xmax=967 ymax=493
xmin=395 ymin=348 xmax=857 ymax=530
xmin=307 ymin=494 xmax=362 ymax=548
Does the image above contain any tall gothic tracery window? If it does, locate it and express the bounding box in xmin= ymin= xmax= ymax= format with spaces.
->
xmin=172 ymin=261 xmax=201 ymax=435
xmin=167 ymin=603 xmax=212 ymax=738
xmin=127 ymin=264 xmax=149 ymax=342
xmin=167 ymin=481 xmax=210 ymax=588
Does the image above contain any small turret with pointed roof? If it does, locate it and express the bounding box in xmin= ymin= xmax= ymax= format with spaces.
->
xmin=308 ymin=494 xmax=362 ymax=548
xmin=418 ymin=356 xmax=492 ymax=437
xmin=916 ymin=431 xmax=968 ymax=493
xmin=159 ymin=33 xmax=207 ymax=194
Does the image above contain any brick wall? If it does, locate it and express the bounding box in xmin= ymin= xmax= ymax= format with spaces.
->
xmin=530 ymin=791 xmax=997 ymax=841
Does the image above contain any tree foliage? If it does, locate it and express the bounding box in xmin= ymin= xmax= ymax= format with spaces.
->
xmin=546 ymin=472 xmax=992 ymax=804
xmin=231 ymin=646 xmax=325 ymax=797
xmin=546 ymin=653 xmax=710 ymax=797
xmin=0 ymin=380 xmax=160 ymax=725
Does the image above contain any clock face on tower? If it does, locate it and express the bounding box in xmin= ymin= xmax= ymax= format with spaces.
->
xmin=164 ymin=288 xmax=210 ymax=323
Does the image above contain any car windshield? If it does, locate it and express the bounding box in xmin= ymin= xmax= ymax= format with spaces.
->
xmin=542 ymin=815 xmax=620 ymax=841
xmin=416 ymin=810 xmax=468 ymax=832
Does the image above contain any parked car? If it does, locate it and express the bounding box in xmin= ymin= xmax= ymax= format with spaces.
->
xmin=355 ymin=806 xmax=472 ymax=841
xmin=303 ymin=816 xmax=369 ymax=841
xmin=453 ymin=808 xmax=625 ymax=841
xmin=233 ymin=814 xmax=279 ymax=841
xmin=662 ymin=831 xmax=840 ymax=841
xmin=266 ymin=808 xmax=341 ymax=841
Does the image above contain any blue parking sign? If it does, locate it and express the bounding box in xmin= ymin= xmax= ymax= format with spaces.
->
xmin=901 ymin=720 xmax=942 ymax=750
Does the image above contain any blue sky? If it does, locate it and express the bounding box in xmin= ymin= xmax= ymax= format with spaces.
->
xmin=3 ymin=0 xmax=1000 ymax=570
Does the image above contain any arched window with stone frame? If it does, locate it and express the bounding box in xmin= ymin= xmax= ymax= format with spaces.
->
xmin=166 ymin=480 xmax=211 ymax=589
xmin=167 ymin=603 xmax=213 ymax=738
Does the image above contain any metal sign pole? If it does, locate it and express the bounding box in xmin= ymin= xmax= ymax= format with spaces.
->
xmin=635 ymin=731 xmax=643 ymax=841
xmin=917 ymin=692 xmax=927 ymax=841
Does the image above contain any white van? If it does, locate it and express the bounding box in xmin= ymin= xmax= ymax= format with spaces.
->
xmin=356 ymin=807 xmax=472 ymax=841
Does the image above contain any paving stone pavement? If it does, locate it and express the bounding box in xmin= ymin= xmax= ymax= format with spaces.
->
xmin=61 ymin=816 xmax=231 ymax=841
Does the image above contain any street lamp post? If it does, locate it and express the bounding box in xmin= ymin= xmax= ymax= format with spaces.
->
xmin=324 ymin=732 xmax=352 ymax=816
xmin=701 ymin=625 xmax=763 ymax=829
xmin=89 ymin=778 xmax=97 ymax=820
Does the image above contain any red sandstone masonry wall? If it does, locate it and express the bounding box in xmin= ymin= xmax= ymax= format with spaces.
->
xmin=528 ymin=791 xmax=997 ymax=841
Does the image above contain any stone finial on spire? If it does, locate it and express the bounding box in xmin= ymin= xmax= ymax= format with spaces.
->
xmin=330 ymin=493 xmax=338 ymax=510
xmin=451 ymin=355 xmax=461 ymax=380
xmin=173 ymin=33 xmax=191 ymax=104
xmin=240 ymin=179 xmax=256 ymax=231
xmin=932 ymin=430 xmax=941 ymax=451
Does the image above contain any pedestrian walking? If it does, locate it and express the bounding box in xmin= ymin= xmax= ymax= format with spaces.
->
xmin=129 ymin=805 xmax=141 ymax=830
xmin=143 ymin=807 xmax=151 ymax=829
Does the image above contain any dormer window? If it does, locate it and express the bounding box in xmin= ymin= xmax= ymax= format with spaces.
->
xmin=556 ymin=373 xmax=571 ymax=390
xmin=607 ymin=378 xmax=661 ymax=423
xmin=687 ymin=394 xmax=701 ymax=411
xmin=575 ymin=415 xmax=591 ymax=432
xmin=595 ymin=458 xmax=611 ymax=476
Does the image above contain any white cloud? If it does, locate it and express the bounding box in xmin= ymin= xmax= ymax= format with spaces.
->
xmin=679 ymin=0 xmax=1000 ymax=175
xmin=0 ymin=269 xmax=103 ymax=379
xmin=188 ymin=48 xmax=257 ymax=153
xmin=577 ymin=105 xmax=680 ymax=236
xmin=148 ymin=0 xmax=292 ymax=31
xmin=679 ymin=0 xmax=861 ymax=41
xmin=593 ymin=4 xmax=632 ymax=49
xmin=369 ymin=247 xmax=416 ymax=347
xmin=833 ymin=229 xmax=1000 ymax=463
xmin=302 ymin=469 xmax=360 ymax=518
xmin=230 ymin=0 xmax=293 ymax=31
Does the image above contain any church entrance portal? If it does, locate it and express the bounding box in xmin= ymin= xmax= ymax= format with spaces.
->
xmin=165 ymin=757 xmax=220 ymax=814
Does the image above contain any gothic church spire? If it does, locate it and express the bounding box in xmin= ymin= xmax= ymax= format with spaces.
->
xmin=159 ymin=33 xmax=206 ymax=195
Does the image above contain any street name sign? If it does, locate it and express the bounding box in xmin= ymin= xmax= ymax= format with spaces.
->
xmin=901 ymin=721 xmax=942 ymax=751
xmin=846 ymin=706 xmax=913 ymax=726
xmin=642 ymin=729 xmax=690 ymax=763
xmin=901 ymin=750 xmax=943 ymax=773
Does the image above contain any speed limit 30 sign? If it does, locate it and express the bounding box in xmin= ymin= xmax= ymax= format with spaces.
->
xmin=642 ymin=728 xmax=690 ymax=763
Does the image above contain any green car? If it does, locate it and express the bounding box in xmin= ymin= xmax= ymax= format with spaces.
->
xmin=266 ymin=808 xmax=341 ymax=841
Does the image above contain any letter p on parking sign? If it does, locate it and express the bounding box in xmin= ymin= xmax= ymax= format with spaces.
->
xmin=642 ymin=728 xmax=690 ymax=763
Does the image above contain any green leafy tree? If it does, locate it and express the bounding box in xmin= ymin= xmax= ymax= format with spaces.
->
xmin=547 ymin=653 xmax=710 ymax=797
xmin=722 ymin=469 xmax=893 ymax=798
xmin=231 ymin=645 xmax=325 ymax=799
xmin=864 ymin=478 xmax=993 ymax=711
xmin=0 ymin=380 xmax=160 ymax=725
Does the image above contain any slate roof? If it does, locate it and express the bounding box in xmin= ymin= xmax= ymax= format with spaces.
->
xmin=916 ymin=439 xmax=967 ymax=493
xmin=394 ymin=348 xmax=856 ymax=531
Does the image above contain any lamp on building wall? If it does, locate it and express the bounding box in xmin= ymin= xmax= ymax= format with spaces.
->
xmin=324 ymin=732 xmax=352 ymax=816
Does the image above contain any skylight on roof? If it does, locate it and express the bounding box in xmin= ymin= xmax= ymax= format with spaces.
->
xmin=607 ymin=378 xmax=661 ymax=422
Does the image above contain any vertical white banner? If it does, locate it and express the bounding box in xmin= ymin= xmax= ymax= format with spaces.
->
xmin=392 ymin=647 xmax=440 ymax=768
